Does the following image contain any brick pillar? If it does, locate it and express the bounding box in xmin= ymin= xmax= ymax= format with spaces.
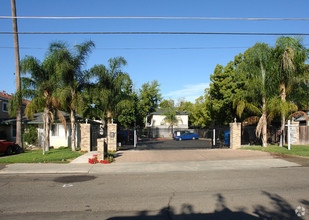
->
xmin=107 ymin=123 xmax=117 ymax=152
xmin=80 ymin=123 xmax=91 ymax=152
xmin=97 ymin=138 xmax=107 ymax=161
xmin=230 ymin=122 xmax=241 ymax=149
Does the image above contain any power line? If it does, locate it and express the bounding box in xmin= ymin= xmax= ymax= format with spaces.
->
xmin=1 ymin=16 xmax=309 ymax=21
xmin=1 ymin=31 xmax=309 ymax=35
xmin=1 ymin=44 xmax=308 ymax=50
xmin=0 ymin=46 xmax=252 ymax=50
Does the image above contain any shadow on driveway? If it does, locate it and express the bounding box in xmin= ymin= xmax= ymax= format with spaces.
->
xmin=119 ymin=139 xmax=227 ymax=151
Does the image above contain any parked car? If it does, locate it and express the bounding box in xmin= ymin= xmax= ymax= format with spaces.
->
xmin=0 ymin=140 xmax=23 ymax=155
xmin=173 ymin=131 xmax=199 ymax=141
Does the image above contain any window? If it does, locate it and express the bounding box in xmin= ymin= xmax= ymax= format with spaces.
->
xmin=2 ymin=102 xmax=8 ymax=112
xmin=51 ymin=124 xmax=59 ymax=136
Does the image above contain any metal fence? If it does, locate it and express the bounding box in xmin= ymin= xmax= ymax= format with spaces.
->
xmin=118 ymin=123 xmax=308 ymax=148
xmin=241 ymin=125 xmax=281 ymax=146
xmin=131 ymin=127 xmax=230 ymax=148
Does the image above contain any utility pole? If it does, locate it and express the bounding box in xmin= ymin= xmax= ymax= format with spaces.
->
xmin=11 ymin=0 xmax=23 ymax=149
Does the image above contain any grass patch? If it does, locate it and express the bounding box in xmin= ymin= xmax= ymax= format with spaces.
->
xmin=241 ymin=145 xmax=309 ymax=157
xmin=0 ymin=147 xmax=85 ymax=163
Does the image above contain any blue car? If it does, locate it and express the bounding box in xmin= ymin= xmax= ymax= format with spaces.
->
xmin=173 ymin=131 xmax=199 ymax=141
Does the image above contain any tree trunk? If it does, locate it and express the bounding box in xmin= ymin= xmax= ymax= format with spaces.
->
xmin=107 ymin=111 xmax=112 ymax=124
xmin=11 ymin=0 xmax=23 ymax=149
xmin=71 ymin=109 xmax=76 ymax=151
xmin=279 ymin=83 xmax=286 ymax=147
xmin=43 ymin=107 xmax=50 ymax=154
xmin=42 ymin=111 xmax=46 ymax=155
xmin=262 ymin=97 xmax=268 ymax=148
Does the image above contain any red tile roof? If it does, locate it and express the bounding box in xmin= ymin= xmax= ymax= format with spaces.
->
xmin=0 ymin=91 xmax=30 ymax=104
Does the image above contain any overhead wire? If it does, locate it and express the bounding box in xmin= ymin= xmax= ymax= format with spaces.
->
xmin=1 ymin=31 xmax=309 ymax=35
xmin=0 ymin=46 xmax=252 ymax=50
xmin=0 ymin=16 xmax=309 ymax=20
xmin=1 ymin=44 xmax=308 ymax=50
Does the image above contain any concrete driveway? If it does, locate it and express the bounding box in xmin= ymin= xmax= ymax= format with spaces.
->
xmin=115 ymin=139 xmax=254 ymax=163
xmin=114 ymin=148 xmax=275 ymax=163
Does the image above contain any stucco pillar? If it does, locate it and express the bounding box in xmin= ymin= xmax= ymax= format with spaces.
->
xmin=107 ymin=123 xmax=117 ymax=152
xmin=230 ymin=122 xmax=241 ymax=149
xmin=97 ymin=138 xmax=107 ymax=161
xmin=80 ymin=123 xmax=91 ymax=152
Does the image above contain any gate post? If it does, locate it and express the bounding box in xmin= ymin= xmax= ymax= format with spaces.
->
xmin=80 ymin=123 xmax=91 ymax=152
xmin=107 ymin=123 xmax=117 ymax=152
xmin=230 ymin=122 xmax=241 ymax=149
xmin=97 ymin=138 xmax=107 ymax=161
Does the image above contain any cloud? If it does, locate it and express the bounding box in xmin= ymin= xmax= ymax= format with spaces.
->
xmin=163 ymin=83 xmax=209 ymax=103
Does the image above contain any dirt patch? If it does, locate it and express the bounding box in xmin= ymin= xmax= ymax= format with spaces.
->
xmin=0 ymin=164 xmax=7 ymax=170
xmin=269 ymin=152 xmax=309 ymax=167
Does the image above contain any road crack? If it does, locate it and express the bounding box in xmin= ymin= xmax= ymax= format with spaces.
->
xmin=167 ymin=192 xmax=175 ymax=220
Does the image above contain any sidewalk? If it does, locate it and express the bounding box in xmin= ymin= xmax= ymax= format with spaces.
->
xmin=0 ymin=149 xmax=302 ymax=174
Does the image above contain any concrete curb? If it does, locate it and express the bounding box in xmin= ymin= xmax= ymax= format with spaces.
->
xmin=0 ymin=158 xmax=301 ymax=175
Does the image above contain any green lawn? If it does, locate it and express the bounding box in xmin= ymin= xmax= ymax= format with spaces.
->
xmin=241 ymin=145 xmax=309 ymax=157
xmin=0 ymin=147 xmax=85 ymax=163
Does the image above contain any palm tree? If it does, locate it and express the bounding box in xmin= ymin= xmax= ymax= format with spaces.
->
xmin=10 ymin=0 xmax=22 ymax=149
xmin=51 ymin=41 xmax=95 ymax=151
xmin=89 ymin=57 xmax=132 ymax=124
xmin=235 ymin=43 xmax=273 ymax=147
xmin=162 ymin=99 xmax=179 ymax=136
xmin=19 ymin=48 xmax=66 ymax=155
xmin=273 ymin=36 xmax=308 ymax=146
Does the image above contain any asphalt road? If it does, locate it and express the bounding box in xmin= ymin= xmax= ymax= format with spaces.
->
xmin=1 ymin=167 xmax=308 ymax=219
xmin=120 ymin=139 xmax=223 ymax=151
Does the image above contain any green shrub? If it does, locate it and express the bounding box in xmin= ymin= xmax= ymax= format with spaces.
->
xmin=23 ymin=125 xmax=38 ymax=145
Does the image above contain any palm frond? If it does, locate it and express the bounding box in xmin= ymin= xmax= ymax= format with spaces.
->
xmin=56 ymin=110 xmax=67 ymax=137
xmin=282 ymin=47 xmax=295 ymax=73
xmin=288 ymin=111 xmax=309 ymax=122
xmin=74 ymin=40 xmax=95 ymax=66
xmin=20 ymin=56 xmax=42 ymax=76
xmin=236 ymin=99 xmax=245 ymax=118
xmin=242 ymin=116 xmax=260 ymax=126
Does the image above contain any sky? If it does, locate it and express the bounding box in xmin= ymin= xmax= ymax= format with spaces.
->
xmin=0 ymin=0 xmax=308 ymax=103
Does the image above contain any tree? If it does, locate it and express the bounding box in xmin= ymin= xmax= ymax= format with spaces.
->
xmin=89 ymin=57 xmax=133 ymax=124
xmin=52 ymin=41 xmax=95 ymax=151
xmin=10 ymin=0 xmax=22 ymax=149
xmin=272 ymin=36 xmax=309 ymax=146
xmin=117 ymin=91 xmax=141 ymax=128
xmin=191 ymin=91 xmax=212 ymax=128
xmin=159 ymin=99 xmax=170 ymax=109
xmin=209 ymin=54 xmax=245 ymax=125
xmin=177 ymin=100 xmax=195 ymax=127
xmin=139 ymin=80 xmax=162 ymax=125
xmin=162 ymin=99 xmax=178 ymax=136
xmin=19 ymin=49 xmax=66 ymax=154
xmin=235 ymin=43 xmax=274 ymax=147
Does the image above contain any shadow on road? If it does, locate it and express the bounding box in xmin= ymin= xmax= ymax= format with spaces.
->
xmin=54 ymin=175 xmax=96 ymax=183
xmin=108 ymin=191 xmax=307 ymax=220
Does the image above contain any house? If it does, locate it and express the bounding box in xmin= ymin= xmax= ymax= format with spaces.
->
xmin=145 ymin=110 xmax=190 ymax=129
xmin=0 ymin=91 xmax=29 ymax=141
xmin=0 ymin=111 xmax=103 ymax=149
